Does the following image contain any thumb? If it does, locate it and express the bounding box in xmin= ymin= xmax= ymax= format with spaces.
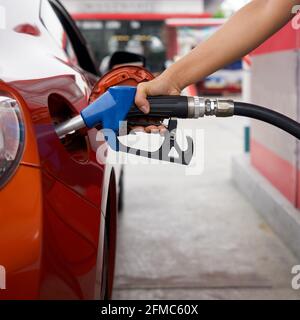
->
xmin=135 ymin=83 xmax=150 ymax=114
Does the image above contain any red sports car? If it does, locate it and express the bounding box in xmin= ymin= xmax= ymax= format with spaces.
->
xmin=0 ymin=0 xmax=124 ymax=299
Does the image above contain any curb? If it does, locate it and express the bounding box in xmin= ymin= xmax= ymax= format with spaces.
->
xmin=232 ymin=154 xmax=300 ymax=260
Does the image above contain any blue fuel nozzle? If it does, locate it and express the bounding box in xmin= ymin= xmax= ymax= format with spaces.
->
xmin=81 ymin=86 xmax=137 ymax=132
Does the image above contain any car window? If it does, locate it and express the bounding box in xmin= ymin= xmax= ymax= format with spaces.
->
xmin=40 ymin=0 xmax=79 ymax=66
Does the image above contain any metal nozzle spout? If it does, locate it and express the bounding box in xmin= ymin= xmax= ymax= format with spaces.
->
xmin=55 ymin=115 xmax=85 ymax=139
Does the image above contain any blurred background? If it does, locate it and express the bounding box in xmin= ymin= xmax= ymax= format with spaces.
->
xmin=62 ymin=0 xmax=300 ymax=300
xmin=63 ymin=0 xmax=247 ymax=96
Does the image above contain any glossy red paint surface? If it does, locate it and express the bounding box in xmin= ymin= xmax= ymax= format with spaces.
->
xmin=14 ymin=24 xmax=41 ymax=37
xmin=0 ymin=164 xmax=42 ymax=300
xmin=39 ymin=171 xmax=102 ymax=299
xmin=0 ymin=0 xmax=115 ymax=299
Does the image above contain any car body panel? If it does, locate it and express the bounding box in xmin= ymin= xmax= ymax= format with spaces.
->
xmin=0 ymin=165 xmax=42 ymax=299
xmin=0 ymin=0 xmax=116 ymax=299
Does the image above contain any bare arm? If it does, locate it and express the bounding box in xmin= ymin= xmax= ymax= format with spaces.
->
xmin=135 ymin=0 xmax=299 ymax=130
xmin=162 ymin=0 xmax=296 ymax=90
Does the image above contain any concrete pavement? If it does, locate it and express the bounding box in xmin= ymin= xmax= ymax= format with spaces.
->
xmin=113 ymin=114 xmax=300 ymax=300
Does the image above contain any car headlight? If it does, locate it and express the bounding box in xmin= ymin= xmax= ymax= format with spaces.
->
xmin=0 ymin=95 xmax=25 ymax=188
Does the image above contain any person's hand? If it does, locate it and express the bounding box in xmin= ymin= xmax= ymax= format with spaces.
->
xmin=132 ymin=74 xmax=181 ymax=134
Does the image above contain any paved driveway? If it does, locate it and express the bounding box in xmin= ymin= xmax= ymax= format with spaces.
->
xmin=113 ymin=114 xmax=300 ymax=300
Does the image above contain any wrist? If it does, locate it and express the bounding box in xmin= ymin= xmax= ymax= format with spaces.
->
xmin=159 ymin=68 xmax=183 ymax=93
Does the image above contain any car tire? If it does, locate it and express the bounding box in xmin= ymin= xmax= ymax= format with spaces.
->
xmin=101 ymin=176 xmax=117 ymax=300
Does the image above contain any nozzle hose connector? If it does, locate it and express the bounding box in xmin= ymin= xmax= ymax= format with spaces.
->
xmin=187 ymin=97 xmax=234 ymax=118
xmin=205 ymin=99 xmax=234 ymax=117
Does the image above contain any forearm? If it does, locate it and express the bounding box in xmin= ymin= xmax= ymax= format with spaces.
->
xmin=163 ymin=0 xmax=298 ymax=90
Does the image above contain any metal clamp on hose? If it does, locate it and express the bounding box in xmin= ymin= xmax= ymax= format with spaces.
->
xmin=187 ymin=96 xmax=205 ymax=118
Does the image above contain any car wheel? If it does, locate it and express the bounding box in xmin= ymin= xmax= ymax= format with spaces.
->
xmin=100 ymin=219 xmax=109 ymax=300
xmin=100 ymin=179 xmax=117 ymax=300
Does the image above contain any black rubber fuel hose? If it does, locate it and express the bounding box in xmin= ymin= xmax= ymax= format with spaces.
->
xmin=234 ymin=102 xmax=300 ymax=139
